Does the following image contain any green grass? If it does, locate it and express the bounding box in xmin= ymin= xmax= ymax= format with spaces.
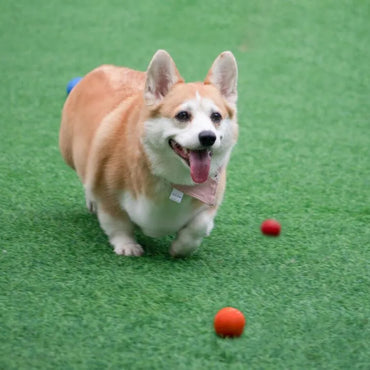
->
xmin=1 ymin=0 xmax=369 ymax=369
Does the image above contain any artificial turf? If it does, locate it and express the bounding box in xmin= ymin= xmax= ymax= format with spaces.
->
xmin=1 ymin=0 xmax=369 ymax=369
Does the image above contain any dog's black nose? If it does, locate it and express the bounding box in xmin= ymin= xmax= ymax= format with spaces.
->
xmin=199 ymin=131 xmax=216 ymax=147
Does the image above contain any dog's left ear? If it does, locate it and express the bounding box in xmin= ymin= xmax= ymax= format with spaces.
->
xmin=144 ymin=50 xmax=183 ymax=106
xmin=205 ymin=51 xmax=238 ymax=105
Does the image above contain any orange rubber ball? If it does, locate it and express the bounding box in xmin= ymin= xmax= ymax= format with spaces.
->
xmin=214 ymin=307 xmax=246 ymax=337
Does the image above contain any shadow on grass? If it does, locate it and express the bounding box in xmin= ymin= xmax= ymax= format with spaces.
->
xmin=9 ymin=205 xmax=189 ymax=260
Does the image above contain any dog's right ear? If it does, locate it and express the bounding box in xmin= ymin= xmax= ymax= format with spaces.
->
xmin=144 ymin=50 xmax=183 ymax=106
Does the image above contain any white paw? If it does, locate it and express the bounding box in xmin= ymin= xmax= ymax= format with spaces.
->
xmin=169 ymin=240 xmax=199 ymax=258
xmin=114 ymin=243 xmax=144 ymax=257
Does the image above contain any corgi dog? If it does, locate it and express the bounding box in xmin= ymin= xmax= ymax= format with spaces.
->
xmin=60 ymin=50 xmax=238 ymax=257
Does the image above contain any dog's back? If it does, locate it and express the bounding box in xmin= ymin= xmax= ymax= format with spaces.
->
xmin=60 ymin=65 xmax=146 ymax=180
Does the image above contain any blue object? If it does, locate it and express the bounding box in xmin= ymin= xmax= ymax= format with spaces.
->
xmin=66 ymin=77 xmax=83 ymax=95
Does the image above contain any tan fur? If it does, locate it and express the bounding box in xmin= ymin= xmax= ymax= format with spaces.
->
xmin=60 ymin=50 xmax=238 ymax=257
xmin=60 ymin=70 xmax=232 ymax=205
xmin=60 ymin=65 xmax=146 ymax=180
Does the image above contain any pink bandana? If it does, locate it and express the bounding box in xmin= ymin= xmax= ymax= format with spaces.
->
xmin=171 ymin=171 xmax=220 ymax=207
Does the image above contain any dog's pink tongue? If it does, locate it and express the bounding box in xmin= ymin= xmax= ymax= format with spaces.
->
xmin=189 ymin=150 xmax=211 ymax=184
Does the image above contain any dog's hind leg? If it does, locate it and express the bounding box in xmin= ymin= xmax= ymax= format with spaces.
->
xmin=97 ymin=206 xmax=144 ymax=257
xmin=85 ymin=193 xmax=97 ymax=214
xmin=83 ymin=184 xmax=98 ymax=214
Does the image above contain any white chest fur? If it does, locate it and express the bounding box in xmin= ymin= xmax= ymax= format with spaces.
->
xmin=121 ymin=191 xmax=201 ymax=238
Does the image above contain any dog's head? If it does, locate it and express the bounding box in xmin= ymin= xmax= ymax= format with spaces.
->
xmin=142 ymin=50 xmax=238 ymax=186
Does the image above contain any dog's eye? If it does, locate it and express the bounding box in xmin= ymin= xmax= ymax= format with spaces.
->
xmin=210 ymin=112 xmax=222 ymax=123
xmin=175 ymin=111 xmax=191 ymax=122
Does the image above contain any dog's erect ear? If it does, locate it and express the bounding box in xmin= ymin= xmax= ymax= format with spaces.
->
xmin=144 ymin=50 xmax=183 ymax=106
xmin=205 ymin=51 xmax=238 ymax=105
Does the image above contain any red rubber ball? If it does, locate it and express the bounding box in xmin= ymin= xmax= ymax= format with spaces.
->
xmin=261 ymin=219 xmax=281 ymax=236
xmin=214 ymin=307 xmax=246 ymax=338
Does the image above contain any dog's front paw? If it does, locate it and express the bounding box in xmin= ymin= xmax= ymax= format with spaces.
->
xmin=114 ymin=243 xmax=144 ymax=257
xmin=169 ymin=239 xmax=199 ymax=258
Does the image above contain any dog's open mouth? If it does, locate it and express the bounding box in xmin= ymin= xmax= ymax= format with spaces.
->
xmin=169 ymin=139 xmax=212 ymax=184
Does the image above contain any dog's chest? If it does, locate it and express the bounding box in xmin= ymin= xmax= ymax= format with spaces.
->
xmin=121 ymin=191 xmax=198 ymax=238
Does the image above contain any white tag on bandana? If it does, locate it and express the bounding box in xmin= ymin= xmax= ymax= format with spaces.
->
xmin=169 ymin=188 xmax=184 ymax=203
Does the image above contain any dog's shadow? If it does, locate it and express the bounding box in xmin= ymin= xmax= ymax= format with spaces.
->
xmin=21 ymin=205 xmax=172 ymax=258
